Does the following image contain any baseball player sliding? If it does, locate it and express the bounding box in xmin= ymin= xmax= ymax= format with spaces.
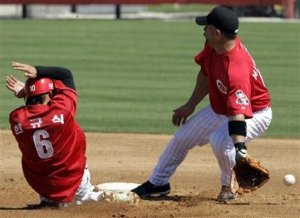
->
xmin=132 ymin=6 xmax=272 ymax=203
xmin=6 ymin=62 xmax=139 ymax=208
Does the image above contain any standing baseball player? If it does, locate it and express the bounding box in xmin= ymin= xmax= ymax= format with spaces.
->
xmin=132 ymin=6 xmax=272 ymax=203
xmin=6 ymin=62 xmax=104 ymax=208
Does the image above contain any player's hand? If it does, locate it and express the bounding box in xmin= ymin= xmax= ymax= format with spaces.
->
xmin=235 ymin=148 xmax=248 ymax=165
xmin=6 ymin=75 xmax=25 ymax=98
xmin=12 ymin=61 xmax=37 ymax=78
xmin=172 ymin=104 xmax=195 ymax=126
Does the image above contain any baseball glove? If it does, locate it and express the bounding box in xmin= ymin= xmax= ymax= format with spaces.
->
xmin=230 ymin=156 xmax=270 ymax=194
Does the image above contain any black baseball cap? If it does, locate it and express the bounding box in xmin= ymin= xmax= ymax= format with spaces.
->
xmin=195 ymin=6 xmax=239 ymax=34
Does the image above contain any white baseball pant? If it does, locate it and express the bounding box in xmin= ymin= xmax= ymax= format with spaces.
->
xmin=72 ymin=167 xmax=103 ymax=205
xmin=40 ymin=167 xmax=104 ymax=207
xmin=149 ymin=105 xmax=272 ymax=187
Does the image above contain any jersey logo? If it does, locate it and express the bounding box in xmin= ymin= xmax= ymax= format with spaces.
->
xmin=235 ymin=90 xmax=249 ymax=109
xmin=30 ymin=117 xmax=43 ymax=129
xmin=216 ymin=79 xmax=228 ymax=94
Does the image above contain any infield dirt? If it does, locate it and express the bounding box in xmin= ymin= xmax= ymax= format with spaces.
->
xmin=0 ymin=130 xmax=299 ymax=218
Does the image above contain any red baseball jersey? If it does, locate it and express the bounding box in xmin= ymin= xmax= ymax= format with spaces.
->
xmin=9 ymin=80 xmax=86 ymax=203
xmin=195 ymin=37 xmax=270 ymax=118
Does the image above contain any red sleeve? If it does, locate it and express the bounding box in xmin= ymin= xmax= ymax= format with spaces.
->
xmin=226 ymin=62 xmax=253 ymax=118
xmin=52 ymin=80 xmax=77 ymax=116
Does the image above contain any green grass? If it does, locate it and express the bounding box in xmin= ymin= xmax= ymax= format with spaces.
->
xmin=0 ymin=20 xmax=299 ymax=138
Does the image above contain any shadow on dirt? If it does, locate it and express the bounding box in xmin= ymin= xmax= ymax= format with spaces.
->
xmin=0 ymin=203 xmax=59 ymax=210
xmin=140 ymin=194 xmax=216 ymax=202
xmin=0 ymin=206 xmax=37 ymax=210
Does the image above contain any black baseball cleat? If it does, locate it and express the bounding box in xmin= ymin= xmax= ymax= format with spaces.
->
xmin=131 ymin=181 xmax=171 ymax=197
xmin=217 ymin=186 xmax=238 ymax=203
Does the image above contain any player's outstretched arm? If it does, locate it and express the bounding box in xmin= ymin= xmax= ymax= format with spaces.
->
xmin=6 ymin=75 xmax=25 ymax=98
xmin=35 ymin=66 xmax=76 ymax=90
xmin=172 ymin=70 xmax=208 ymax=126
xmin=11 ymin=61 xmax=37 ymax=78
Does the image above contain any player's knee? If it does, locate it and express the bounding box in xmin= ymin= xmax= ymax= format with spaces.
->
xmin=173 ymin=133 xmax=191 ymax=147
xmin=209 ymin=133 xmax=218 ymax=148
xmin=209 ymin=133 xmax=235 ymax=159
xmin=209 ymin=133 xmax=226 ymax=153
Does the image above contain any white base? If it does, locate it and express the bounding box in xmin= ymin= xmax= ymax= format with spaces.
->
xmin=95 ymin=182 xmax=140 ymax=192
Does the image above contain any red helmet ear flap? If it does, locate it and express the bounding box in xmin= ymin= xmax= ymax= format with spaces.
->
xmin=25 ymin=78 xmax=54 ymax=98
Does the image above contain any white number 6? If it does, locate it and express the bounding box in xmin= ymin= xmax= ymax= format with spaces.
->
xmin=33 ymin=130 xmax=54 ymax=159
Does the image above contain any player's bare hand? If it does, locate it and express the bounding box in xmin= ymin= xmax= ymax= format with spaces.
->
xmin=6 ymin=75 xmax=25 ymax=97
xmin=12 ymin=61 xmax=37 ymax=78
xmin=172 ymin=104 xmax=195 ymax=126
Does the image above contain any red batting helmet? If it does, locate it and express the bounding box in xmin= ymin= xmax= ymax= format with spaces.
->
xmin=25 ymin=77 xmax=54 ymax=98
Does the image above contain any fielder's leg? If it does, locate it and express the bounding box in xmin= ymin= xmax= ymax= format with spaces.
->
xmin=210 ymin=107 xmax=272 ymax=187
xmin=149 ymin=106 xmax=226 ymax=186
xmin=210 ymin=107 xmax=272 ymax=202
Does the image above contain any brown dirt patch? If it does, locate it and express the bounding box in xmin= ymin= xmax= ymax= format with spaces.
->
xmin=1 ymin=130 xmax=299 ymax=217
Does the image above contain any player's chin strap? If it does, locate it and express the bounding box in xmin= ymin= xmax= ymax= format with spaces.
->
xmin=228 ymin=120 xmax=247 ymax=163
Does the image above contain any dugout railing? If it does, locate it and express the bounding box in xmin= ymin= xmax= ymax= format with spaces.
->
xmin=0 ymin=0 xmax=296 ymax=19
